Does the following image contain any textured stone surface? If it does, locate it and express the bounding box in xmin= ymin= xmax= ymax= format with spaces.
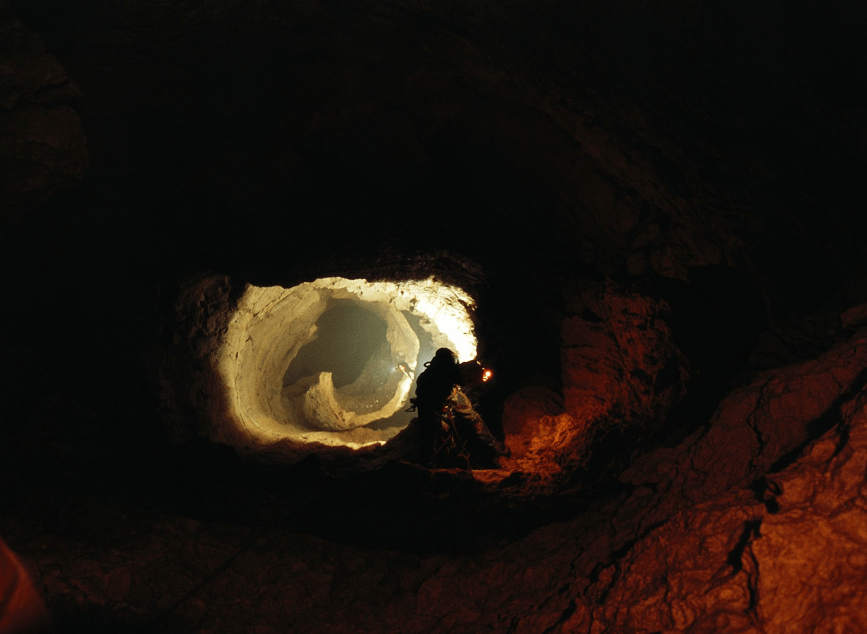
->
xmin=622 ymin=328 xmax=867 ymax=510
xmin=570 ymin=333 xmax=867 ymax=633
xmin=2 ymin=1 xmax=867 ymax=633
xmin=161 ymin=275 xmax=478 ymax=461
xmin=7 ymin=325 xmax=867 ymax=633
xmin=560 ymin=280 xmax=689 ymax=422
xmin=502 ymin=279 xmax=690 ymax=484
xmin=0 ymin=537 xmax=51 ymax=633
xmin=0 ymin=2 xmax=87 ymax=224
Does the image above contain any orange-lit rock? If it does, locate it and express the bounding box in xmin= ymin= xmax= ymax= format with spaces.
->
xmin=502 ymin=385 xmax=566 ymax=461
xmin=10 ymin=325 xmax=863 ymax=633
xmin=561 ymin=280 xmax=689 ymax=423
xmin=502 ymin=280 xmax=690 ymax=480
xmin=621 ymin=327 xmax=867 ymax=519
xmin=0 ymin=538 xmax=51 ymax=634
xmin=559 ymin=329 xmax=867 ymax=633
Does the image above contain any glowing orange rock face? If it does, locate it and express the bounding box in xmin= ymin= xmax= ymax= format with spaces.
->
xmin=0 ymin=538 xmax=51 ymax=634
xmin=501 ymin=280 xmax=689 ymax=480
xmin=10 ymin=309 xmax=867 ymax=634
xmin=560 ymin=281 xmax=688 ymax=422
xmin=566 ymin=328 xmax=867 ymax=633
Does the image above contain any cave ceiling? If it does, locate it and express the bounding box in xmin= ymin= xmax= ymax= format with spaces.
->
xmin=7 ymin=0 xmax=866 ymax=308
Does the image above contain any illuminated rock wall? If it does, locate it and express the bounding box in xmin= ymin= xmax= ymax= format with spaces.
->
xmin=161 ymin=275 xmax=477 ymax=460
xmin=12 ymin=320 xmax=867 ymax=633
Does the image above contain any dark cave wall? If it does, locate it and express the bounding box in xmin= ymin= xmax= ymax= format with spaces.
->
xmin=0 ymin=4 xmax=87 ymax=224
xmin=8 ymin=328 xmax=867 ymax=633
xmin=9 ymin=0 xmax=866 ymax=303
xmin=5 ymin=0 xmax=864 ymax=415
xmin=3 ymin=1 xmax=867 ymax=633
xmin=7 ymin=0 xmax=865 ymax=443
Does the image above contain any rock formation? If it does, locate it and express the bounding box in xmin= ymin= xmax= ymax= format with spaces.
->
xmin=160 ymin=275 xmax=475 ymax=459
xmin=2 ymin=1 xmax=866 ymax=633
xmin=0 ymin=3 xmax=87 ymax=225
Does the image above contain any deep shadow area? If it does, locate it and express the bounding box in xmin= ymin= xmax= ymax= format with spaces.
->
xmin=0 ymin=400 xmax=594 ymax=560
xmin=651 ymin=265 xmax=770 ymax=445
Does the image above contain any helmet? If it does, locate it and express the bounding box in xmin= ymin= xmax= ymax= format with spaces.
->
xmin=424 ymin=348 xmax=458 ymax=368
xmin=433 ymin=348 xmax=458 ymax=364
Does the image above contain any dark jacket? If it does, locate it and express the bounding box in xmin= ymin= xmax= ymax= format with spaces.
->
xmin=413 ymin=361 xmax=505 ymax=467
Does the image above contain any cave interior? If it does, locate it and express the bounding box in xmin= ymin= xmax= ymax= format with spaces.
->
xmin=2 ymin=0 xmax=867 ymax=632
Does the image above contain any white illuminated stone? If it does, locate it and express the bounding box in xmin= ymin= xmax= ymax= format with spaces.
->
xmin=210 ymin=277 xmax=477 ymax=456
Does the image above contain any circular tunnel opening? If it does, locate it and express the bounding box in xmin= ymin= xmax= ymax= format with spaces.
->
xmin=192 ymin=276 xmax=478 ymax=462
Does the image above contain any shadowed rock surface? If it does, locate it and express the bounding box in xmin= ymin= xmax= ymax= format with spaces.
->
xmin=0 ymin=4 xmax=87 ymax=223
xmin=2 ymin=0 xmax=867 ymax=632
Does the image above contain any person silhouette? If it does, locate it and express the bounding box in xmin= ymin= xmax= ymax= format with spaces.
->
xmin=411 ymin=348 xmax=509 ymax=468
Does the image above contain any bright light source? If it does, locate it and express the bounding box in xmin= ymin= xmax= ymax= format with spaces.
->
xmin=210 ymin=277 xmax=477 ymax=459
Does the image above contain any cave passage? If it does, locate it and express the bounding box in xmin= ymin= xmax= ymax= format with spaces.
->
xmin=197 ymin=276 xmax=478 ymax=461
xmin=283 ymin=299 xmax=390 ymax=390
